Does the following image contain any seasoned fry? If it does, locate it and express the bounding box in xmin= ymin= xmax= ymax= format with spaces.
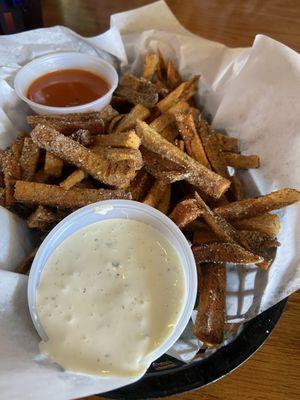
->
xmin=166 ymin=59 xmax=182 ymax=89
xmin=27 ymin=107 xmax=118 ymax=134
xmin=129 ymin=169 xmax=153 ymax=201
xmin=143 ymin=179 xmax=166 ymax=207
xmin=44 ymin=152 xmax=64 ymax=178
xmin=2 ymin=150 xmax=21 ymax=207
xmin=31 ymin=124 xmax=135 ymax=187
xmin=16 ymin=248 xmax=38 ymax=274
xmin=135 ymin=120 xmax=230 ymax=199
xmin=160 ymin=123 xmax=179 ymax=142
xmin=175 ymin=112 xmax=210 ymax=167
xmin=168 ymin=100 xmax=190 ymax=115
xmin=233 ymin=214 xmax=280 ymax=238
xmin=11 ymin=137 xmax=24 ymax=161
xmin=108 ymin=115 xmax=124 ymax=134
xmin=157 ymin=184 xmax=171 ymax=214
xmin=70 ymin=129 xmax=94 ymax=146
xmin=230 ymin=174 xmax=245 ymax=201
xmin=27 ymin=205 xmax=57 ymax=230
xmin=193 ymin=243 xmax=263 ymax=264
xmin=60 ymin=169 xmax=86 ymax=190
xmin=150 ymin=113 xmax=174 ymax=133
xmin=116 ymin=74 xmax=159 ymax=108
xmin=198 ymin=119 xmax=229 ymax=178
xmin=194 ymin=263 xmax=226 ymax=346
xmin=156 ymin=76 xmax=199 ymax=113
xmin=213 ymin=189 xmax=300 ymax=221
xmin=14 ymin=181 xmax=131 ymax=208
xmin=156 ymin=49 xmax=167 ymax=81
xmin=193 ymin=228 xmax=280 ymax=249
xmin=216 ymin=133 xmax=239 ymax=153
xmin=94 ymin=130 xmax=141 ymax=150
xmin=95 ymin=148 xmax=143 ymax=170
xmin=114 ymin=104 xmax=150 ymax=134
xmin=142 ymin=52 xmax=159 ymax=81
xmin=224 ymin=152 xmax=260 ymax=169
xmin=170 ymin=198 xmax=202 ymax=229
xmin=194 ymin=192 xmax=263 ymax=261
xmin=20 ymin=137 xmax=40 ymax=180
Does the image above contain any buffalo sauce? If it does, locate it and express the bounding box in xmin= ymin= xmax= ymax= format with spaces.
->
xmin=26 ymin=69 xmax=110 ymax=107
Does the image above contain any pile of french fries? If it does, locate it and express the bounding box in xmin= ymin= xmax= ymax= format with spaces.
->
xmin=0 ymin=50 xmax=299 ymax=348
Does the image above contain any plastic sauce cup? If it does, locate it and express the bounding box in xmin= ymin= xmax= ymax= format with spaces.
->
xmin=28 ymin=200 xmax=197 ymax=370
xmin=14 ymin=52 xmax=118 ymax=115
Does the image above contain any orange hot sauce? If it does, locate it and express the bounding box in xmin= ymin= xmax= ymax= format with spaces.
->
xmin=27 ymin=69 xmax=110 ymax=107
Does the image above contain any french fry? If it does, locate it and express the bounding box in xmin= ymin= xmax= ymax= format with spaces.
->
xmin=11 ymin=137 xmax=24 ymax=161
xmin=175 ymin=112 xmax=210 ymax=167
xmin=189 ymin=107 xmax=200 ymax=123
xmin=157 ymin=184 xmax=171 ymax=214
xmin=2 ymin=150 xmax=21 ymax=207
xmin=142 ymin=52 xmax=159 ymax=81
xmin=60 ymin=169 xmax=86 ymax=190
xmin=14 ymin=181 xmax=131 ymax=208
xmin=194 ymin=263 xmax=226 ymax=346
xmin=116 ymin=74 xmax=159 ymax=108
xmin=146 ymin=167 xmax=190 ymax=184
xmin=93 ymin=130 xmax=141 ymax=150
xmin=216 ymin=133 xmax=239 ymax=153
xmin=166 ymin=59 xmax=182 ymax=89
xmin=198 ymin=119 xmax=229 ymax=178
xmin=16 ymin=248 xmax=38 ymax=274
xmin=194 ymin=192 xmax=263 ymax=261
xmin=95 ymin=148 xmax=143 ymax=171
xmin=168 ymin=100 xmax=191 ymax=115
xmin=44 ymin=152 xmax=64 ymax=178
xmin=27 ymin=107 xmax=118 ymax=135
xmin=160 ymin=123 xmax=179 ymax=142
xmin=108 ymin=115 xmax=124 ymax=134
xmin=129 ymin=169 xmax=153 ymax=201
xmin=213 ymin=189 xmax=300 ymax=221
xmin=193 ymin=243 xmax=263 ymax=264
xmin=135 ymin=120 xmax=230 ymax=199
xmin=143 ymin=179 xmax=166 ymax=207
xmin=224 ymin=152 xmax=260 ymax=169
xmin=31 ymin=124 xmax=135 ymax=187
xmin=70 ymin=129 xmax=94 ymax=146
xmin=156 ymin=76 xmax=199 ymax=113
xmin=232 ymin=214 xmax=280 ymax=238
xmin=27 ymin=205 xmax=57 ymax=230
xmin=155 ymin=49 xmax=166 ymax=80
xmin=170 ymin=198 xmax=202 ymax=228
xmin=230 ymin=174 xmax=245 ymax=201
xmin=193 ymin=228 xmax=280 ymax=249
xmin=114 ymin=104 xmax=150 ymax=134
xmin=150 ymin=113 xmax=174 ymax=133
xmin=20 ymin=137 xmax=40 ymax=180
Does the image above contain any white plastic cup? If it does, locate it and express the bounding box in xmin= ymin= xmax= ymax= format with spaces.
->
xmin=14 ymin=52 xmax=118 ymax=115
xmin=28 ymin=200 xmax=197 ymax=367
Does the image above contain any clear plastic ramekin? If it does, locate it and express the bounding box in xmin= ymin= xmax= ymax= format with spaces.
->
xmin=14 ymin=52 xmax=118 ymax=115
xmin=27 ymin=200 xmax=197 ymax=367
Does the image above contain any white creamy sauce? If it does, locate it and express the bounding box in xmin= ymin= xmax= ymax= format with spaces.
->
xmin=36 ymin=219 xmax=185 ymax=377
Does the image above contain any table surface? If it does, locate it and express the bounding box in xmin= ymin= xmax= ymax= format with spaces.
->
xmin=41 ymin=1 xmax=300 ymax=399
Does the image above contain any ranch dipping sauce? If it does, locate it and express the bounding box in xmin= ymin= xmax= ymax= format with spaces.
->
xmin=36 ymin=218 xmax=185 ymax=377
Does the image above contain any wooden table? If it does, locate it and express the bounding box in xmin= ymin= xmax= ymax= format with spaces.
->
xmin=42 ymin=1 xmax=300 ymax=399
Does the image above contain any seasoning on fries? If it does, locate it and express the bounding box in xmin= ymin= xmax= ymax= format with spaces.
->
xmin=0 ymin=49 xmax=299 ymax=349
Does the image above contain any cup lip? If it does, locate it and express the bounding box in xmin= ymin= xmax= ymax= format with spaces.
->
xmin=27 ymin=199 xmax=197 ymax=373
xmin=13 ymin=51 xmax=119 ymax=113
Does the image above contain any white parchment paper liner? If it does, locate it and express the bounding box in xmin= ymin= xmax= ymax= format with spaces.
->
xmin=0 ymin=1 xmax=299 ymax=398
